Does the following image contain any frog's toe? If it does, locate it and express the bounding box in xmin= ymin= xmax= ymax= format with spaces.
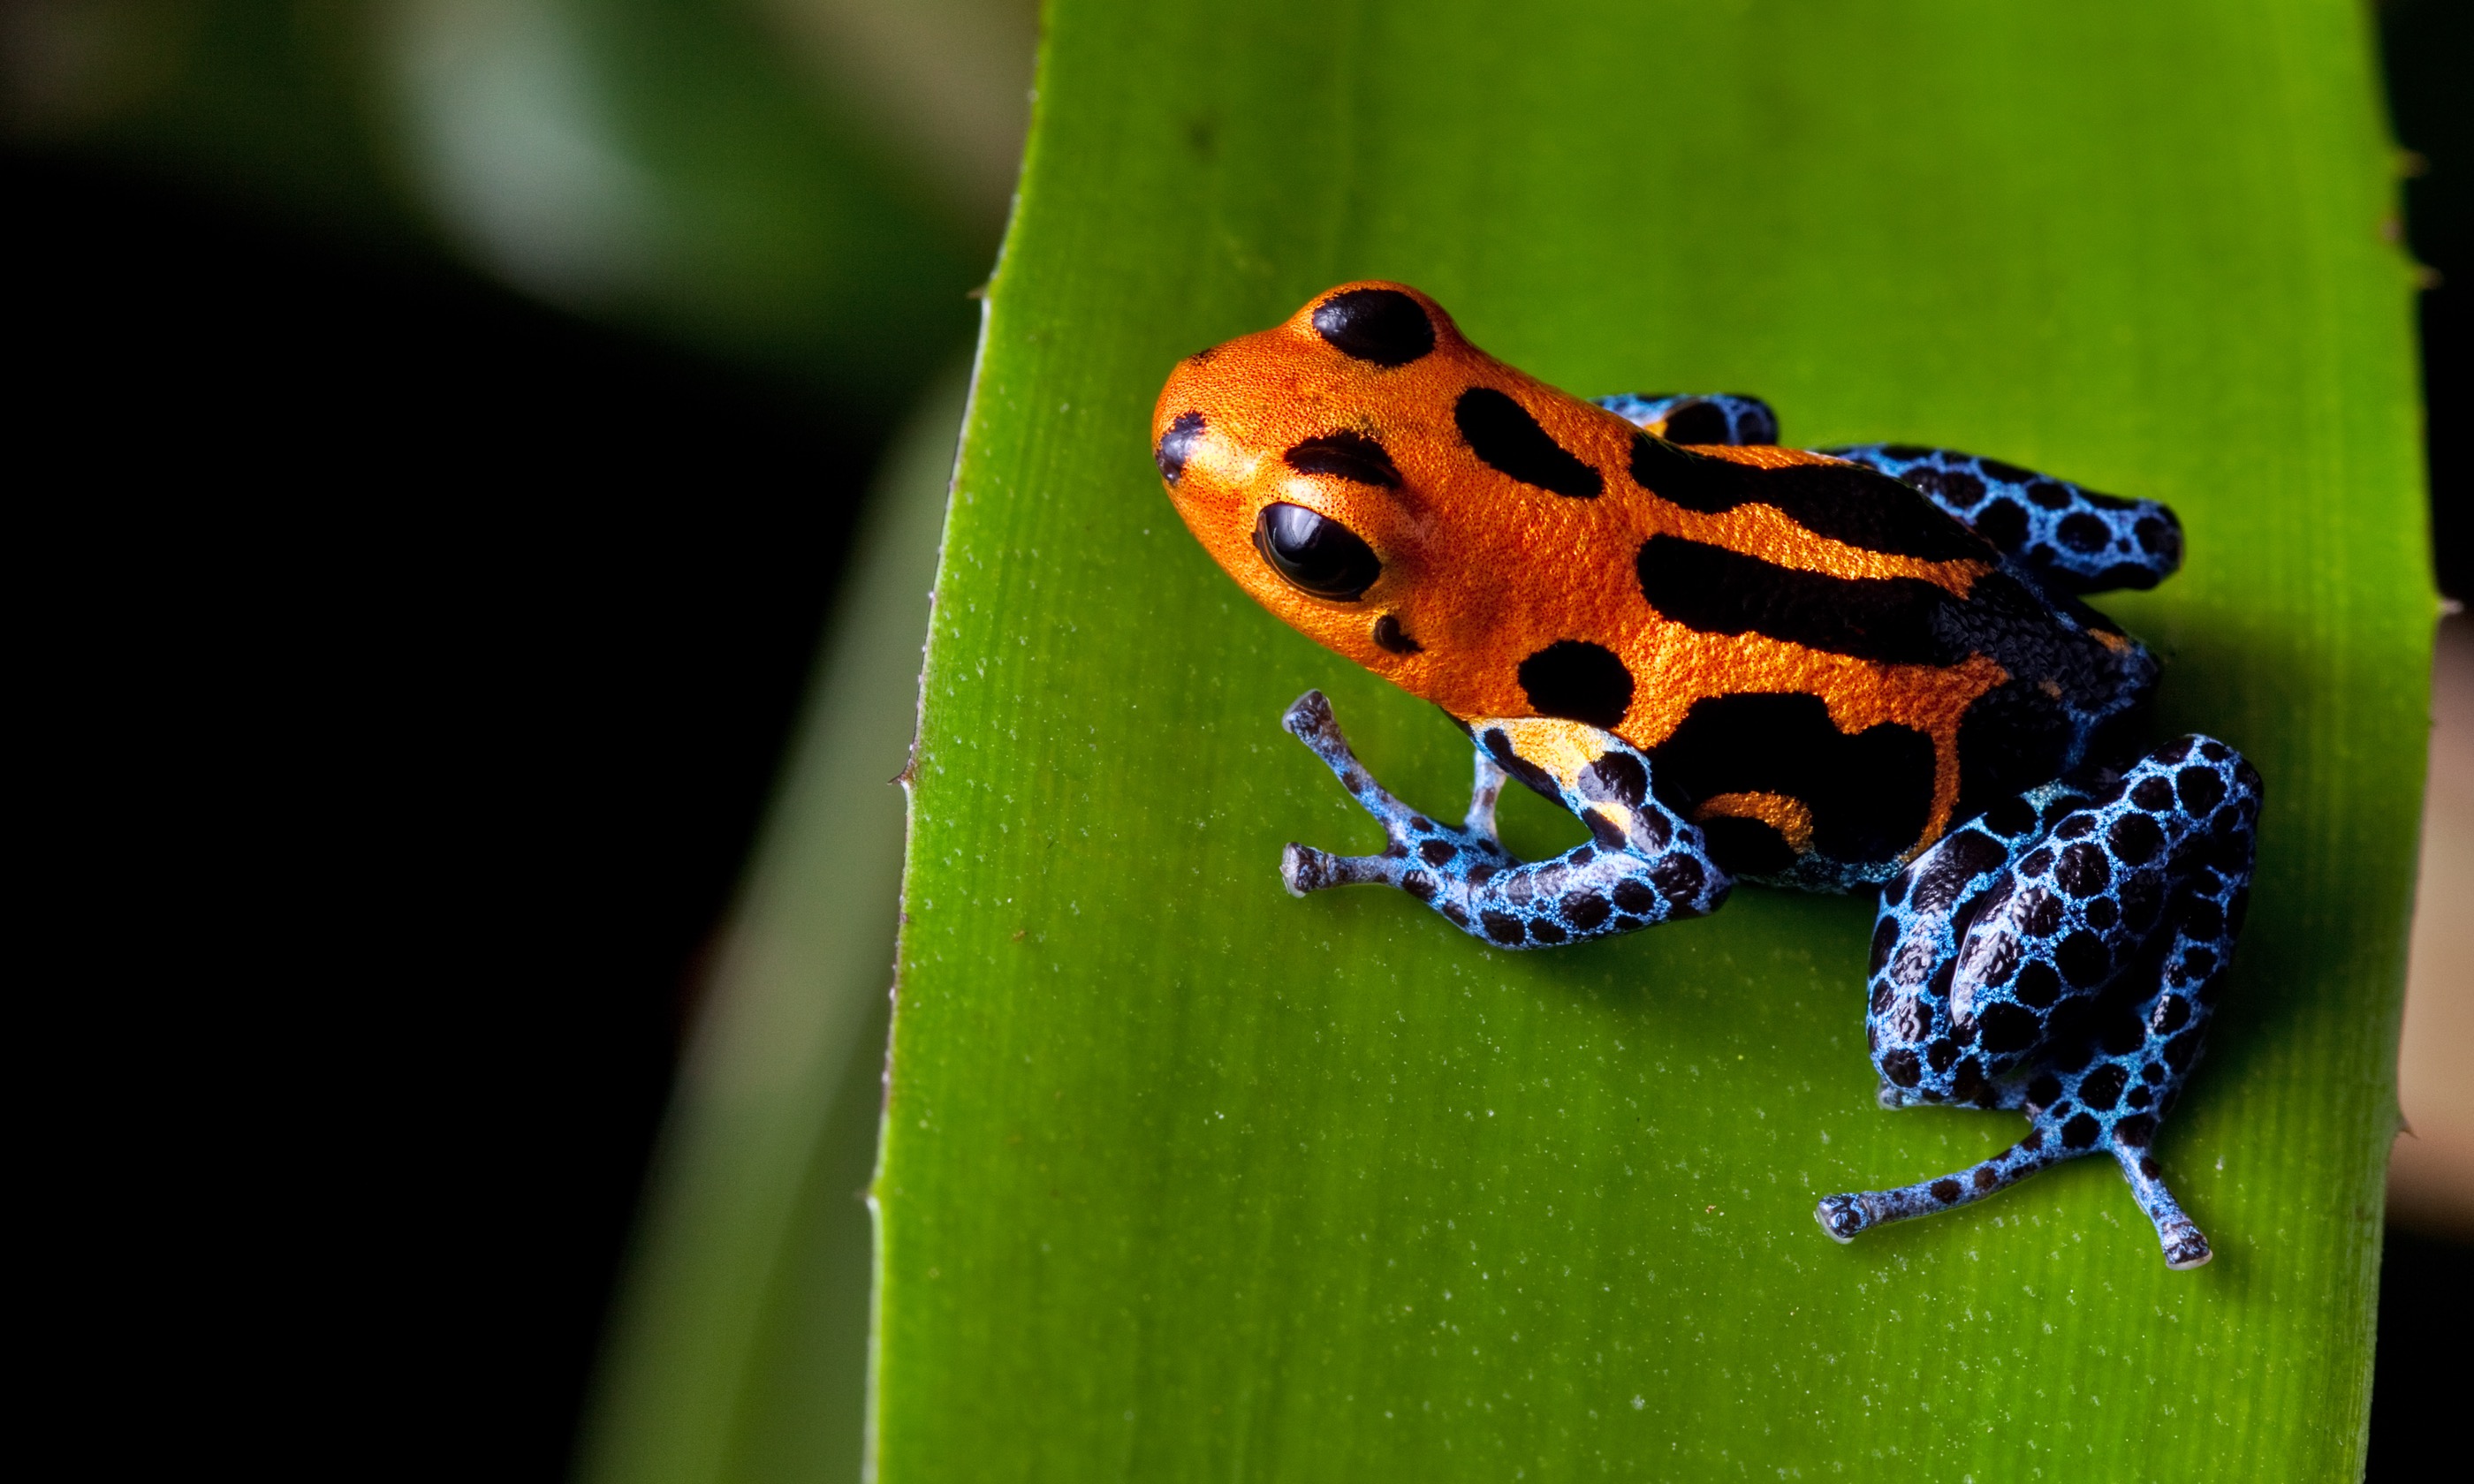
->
xmin=2163 ymin=1227 xmax=2212 ymax=1270
xmin=1280 ymin=689 xmax=1337 ymax=742
xmin=1281 ymin=842 xmax=1399 ymax=895
xmin=1815 ymin=1193 xmax=1871 ymax=1243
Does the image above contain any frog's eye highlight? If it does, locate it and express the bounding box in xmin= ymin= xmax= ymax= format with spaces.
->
xmin=1255 ymin=502 xmax=1382 ymax=601
xmin=1311 ymin=288 xmax=1435 ymax=367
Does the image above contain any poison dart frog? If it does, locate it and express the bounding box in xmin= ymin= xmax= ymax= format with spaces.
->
xmin=1152 ymin=282 xmax=2260 ymax=1268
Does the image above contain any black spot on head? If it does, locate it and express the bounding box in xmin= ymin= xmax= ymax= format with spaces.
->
xmin=1660 ymin=400 xmax=1732 ymax=444
xmin=1285 ymin=430 xmax=1400 ymax=486
xmin=1456 ymin=387 xmax=1603 ymax=496
xmin=1371 ymin=613 xmax=1422 ymax=655
xmin=1311 ymin=287 xmax=1435 ymax=366
xmin=1611 ymin=878 xmax=1658 ymax=915
xmin=1926 ymin=1038 xmax=1957 ymax=1073
xmin=1518 ymin=640 xmax=1634 ymax=727
xmin=1156 ymin=411 xmax=1205 ymax=483
xmin=2131 ymin=776 xmax=2175 ymax=811
xmin=1882 ymin=1048 xmax=1922 ymax=1087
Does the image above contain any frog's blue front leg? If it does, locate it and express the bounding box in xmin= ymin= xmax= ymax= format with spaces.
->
xmin=1818 ymin=738 xmax=2260 ymax=1268
xmin=1279 ymin=692 xmax=1731 ymax=947
xmin=1820 ymin=444 xmax=2183 ymax=596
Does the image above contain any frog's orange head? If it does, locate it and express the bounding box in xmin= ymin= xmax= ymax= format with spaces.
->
xmin=1152 ymin=281 xmax=1650 ymax=714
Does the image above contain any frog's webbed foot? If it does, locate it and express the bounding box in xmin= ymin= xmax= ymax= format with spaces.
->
xmin=1279 ymin=692 xmax=1731 ymax=948
xmin=1278 ymin=691 xmax=1516 ymax=897
xmin=1823 ymin=738 xmax=2259 ymax=1268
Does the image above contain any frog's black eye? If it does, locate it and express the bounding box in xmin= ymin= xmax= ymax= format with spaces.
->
xmin=1254 ymin=502 xmax=1381 ymax=601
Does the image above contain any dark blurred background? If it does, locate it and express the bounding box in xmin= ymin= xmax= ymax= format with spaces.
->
xmin=5 ymin=2 xmax=2461 ymax=1478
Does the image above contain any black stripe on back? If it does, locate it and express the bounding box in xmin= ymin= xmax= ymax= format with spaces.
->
xmin=1628 ymin=434 xmax=1991 ymax=562
xmin=1635 ymin=535 xmax=1964 ymax=665
xmin=1651 ymin=692 xmax=1937 ymax=866
xmin=1455 ymin=388 xmax=1603 ymax=497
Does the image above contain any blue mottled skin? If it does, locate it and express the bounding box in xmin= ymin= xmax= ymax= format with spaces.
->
xmin=1823 ymin=443 xmax=2184 ymax=595
xmin=1282 ymin=394 xmax=2257 ymax=1268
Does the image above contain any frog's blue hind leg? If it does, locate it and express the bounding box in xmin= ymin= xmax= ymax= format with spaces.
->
xmin=1593 ymin=393 xmax=1779 ymax=446
xmin=1821 ymin=443 xmax=2183 ymax=596
xmin=1816 ymin=738 xmax=2261 ymax=1268
xmin=1279 ymin=691 xmax=1731 ymax=947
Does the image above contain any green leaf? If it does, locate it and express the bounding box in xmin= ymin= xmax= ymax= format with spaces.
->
xmin=877 ymin=0 xmax=2432 ymax=1478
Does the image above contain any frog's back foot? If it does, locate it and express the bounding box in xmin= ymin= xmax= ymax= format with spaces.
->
xmin=1839 ymin=735 xmax=2259 ymax=1268
xmin=1817 ymin=1125 xmax=2213 ymax=1268
xmin=1822 ymin=443 xmax=2182 ymax=595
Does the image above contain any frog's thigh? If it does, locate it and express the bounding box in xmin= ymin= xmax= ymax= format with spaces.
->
xmin=1825 ymin=738 xmax=2261 ymax=1268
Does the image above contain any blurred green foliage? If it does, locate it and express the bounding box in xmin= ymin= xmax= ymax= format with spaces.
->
xmin=3 ymin=0 xmax=1035 ymax=410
